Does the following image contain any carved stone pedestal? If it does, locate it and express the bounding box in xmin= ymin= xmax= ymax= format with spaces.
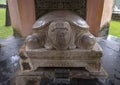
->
xmin=11 ymin=66 xmax=107 ymax=85
xmin=12 ymin=43 xmax=107 ymax=85
xmin=25 ymin=43 xmax=102 ymax=72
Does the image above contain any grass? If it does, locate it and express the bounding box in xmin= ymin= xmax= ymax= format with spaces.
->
xmin=109 ymin=20 xmax=120 ymax=38
xmin=0 ymin=8 xmax=13 ymax=39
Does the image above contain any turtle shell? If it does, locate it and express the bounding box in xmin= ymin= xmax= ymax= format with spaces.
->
xmin=33 ymin=10 xmax=89 ymax=29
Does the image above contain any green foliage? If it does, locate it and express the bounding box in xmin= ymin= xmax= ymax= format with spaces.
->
xmin=0 ymin=0 xmax=6 ymax=4
xmin=0 ymin=8 xmax=13 ymax=39
xmin=109 ymin=21 xmax=120 ymax=38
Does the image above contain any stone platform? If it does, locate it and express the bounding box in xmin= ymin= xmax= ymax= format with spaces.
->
xmin=23 ymin=43 xmax=102 ymax=72
xmin=14 ymin=42 xmax=108 ymax=85
xmin=11 ymin=66 xmax=107 ymax=85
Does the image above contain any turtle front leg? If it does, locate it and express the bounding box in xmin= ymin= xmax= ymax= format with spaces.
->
xmin=76 ymin=32 xmax=96 ymax=49
xmin=26 ymin=33 xmax=41 ymax=49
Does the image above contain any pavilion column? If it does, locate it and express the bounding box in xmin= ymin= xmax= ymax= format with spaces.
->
xmin=8 ymin=0 xmax=36 ymax=37
xmin=86 ymin=0 xmax=104 ymax=36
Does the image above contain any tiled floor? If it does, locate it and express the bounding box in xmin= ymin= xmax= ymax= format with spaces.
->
xmin=0 ymin=36 xmax=120 ymax=85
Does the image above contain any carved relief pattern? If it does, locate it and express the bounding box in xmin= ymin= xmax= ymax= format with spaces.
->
xmin=35 ymin=0 xmax=87 ymax=19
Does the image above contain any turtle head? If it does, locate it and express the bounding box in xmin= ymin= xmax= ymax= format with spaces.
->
xmin=48 ymin=20 xmax=72 ymax=50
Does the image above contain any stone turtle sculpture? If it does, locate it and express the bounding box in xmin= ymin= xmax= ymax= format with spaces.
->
xmin=26 ymin=10 xmax=96 ymax=50
xmin=14 ymin=10 xmax=107 ymax=85
xmin=18 ymin=10 xmax=107 ymax=79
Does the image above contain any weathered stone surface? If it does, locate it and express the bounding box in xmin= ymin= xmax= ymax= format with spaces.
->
xmin=45 ymin=20 xmax=73 ymax=50
xmin=26 ymin=43 xmax=102 ymax=59
xmin=15 ymin=76 xmax=41 ymax=85
xmin=26 ymin=11 xmax=95 ymax=50
xmin=23 ymin=10 xmax=103 ymax=73
xmin=23 ymin=43 xmax=102 ymax=72
xmin=30 ymin=59 xmax=100 ymax=72
xmin=16 ymin=10 xmax=106 ymax=84
xmin=11 ymin=67 xmax=107 ymax=85
xmin=33 ymin=10 xmax=89 ymax=29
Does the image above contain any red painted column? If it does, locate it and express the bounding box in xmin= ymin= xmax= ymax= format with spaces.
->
xmin=8 ymin=0 xmax=22 ymax=35
xmin=86 ymin=0 xmax=104 ymax=36
xmin=8 ymin=0 xmax=36 ymax=37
